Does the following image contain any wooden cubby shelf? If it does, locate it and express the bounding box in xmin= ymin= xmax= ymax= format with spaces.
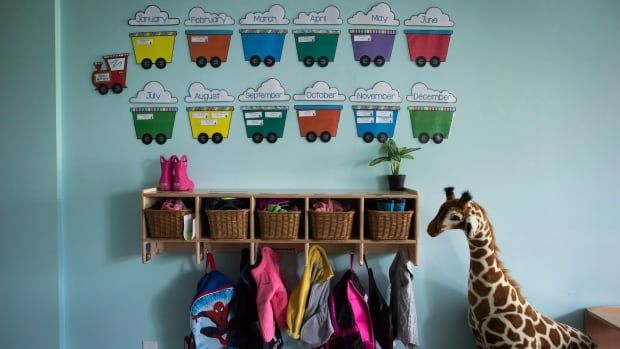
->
xmin=141 ymin=188 xmax=419 ymax=265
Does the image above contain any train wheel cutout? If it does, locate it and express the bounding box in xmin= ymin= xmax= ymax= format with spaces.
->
xmin=155 ymin=58 xmax=167 ymax=69
xmin=303 ymin=56 xmax=314 ymax=67
xmin=196 ymin=57 xmax=207 ymax=67
xmin=263 ymin=56 xmax=276 ymax=67
xmin=432 ymin=133 xmax=444 ymax=144
xmin=266 ymin=132 xmax=278 ymax=143
xmin=363 ymin=132 xmax=374 ymax=143
xmin=306 ymin=132 xmax=317 ymax=143
xmin=155 ymin=133 xmax=167 ymax=144
xmin=317 ymin=56 xmax=329 ymax=67
xmin=249 ymin=56 xmax=261 ymax=67
xmin=418 ymin=132 xmax=430 ymax=144
xmin=430 ymin=57 xmax=441 ymax=67
xmin=210 ymin=57 xmax=222 ymax=68
xmin=212 ymin=133 xmax=223 ymax=144
xmin=197 ymin=133 xmax=209 ymax=144
xmin=141 ymin=134 xmax=153 ymax=145
xmin=112 ymin=84 xmax=123 ymax=94
xmin=377 ymin=132 xmax=388 ymax=143
xmin=360 ymin=55 xmax=371 ymax=67
xmin=374 ymin=56 xmax=385 ymax=67
xmin=98 ymin=85 xmax=109 ymax=95
xmin=415 ymin=57 xmax=426 ymax=67
xmin=320 ymin=131 xmax=331 ymax=143
xmin=141 ymin=58 xmax=152 ymax=69
xmin=252 ymin=132 xmax=263 ymax=143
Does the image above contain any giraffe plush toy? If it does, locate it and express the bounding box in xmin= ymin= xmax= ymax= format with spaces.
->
xmin=427 ymin=187 xmax=596 ymax=349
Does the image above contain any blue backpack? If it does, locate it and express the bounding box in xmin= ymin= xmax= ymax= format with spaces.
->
xmin=185 ymin=252 xmax=235 ymax=349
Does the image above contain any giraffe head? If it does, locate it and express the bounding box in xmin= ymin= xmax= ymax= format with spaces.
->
xmin=427 ymin=187 xmax=489 ymax=241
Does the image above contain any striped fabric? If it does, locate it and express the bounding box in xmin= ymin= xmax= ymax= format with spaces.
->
xmin=130 ymin=107 xmax=178 ymax=112
xmin=352 ymin=105 xmax=400 ymax=111
xmin=349 ymin=29 xmax=397 ymax=35
xmin=239 ymin=29 xmax=288 ymax=34
xmin=408 ymin=106 xmax=455 ymax=112
xmin=129 ymin=31 xmax=177 ymax=37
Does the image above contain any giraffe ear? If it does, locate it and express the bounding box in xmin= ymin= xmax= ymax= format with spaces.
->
xmin=459 ymin=191 xmax=472 ymax=206
xmin=444 ymin=187 xmax=455 ymax=200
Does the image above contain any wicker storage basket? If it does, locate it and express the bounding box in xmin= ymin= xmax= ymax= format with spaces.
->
xmin=258 ymin=210 xmax=301 ymax=240
xmin=309 ymin=211 xmax=355 ymax=240
xmin=205 ymin=209 xmax=249 ymax=239
xmin=144 ymin=208 xmax=193 ymax=239
xmin=367 ymin=209 xmax=414 ymax=240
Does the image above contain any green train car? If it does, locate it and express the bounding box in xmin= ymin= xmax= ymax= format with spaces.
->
xmin=408 ymin=106 xmax=455 ymax=144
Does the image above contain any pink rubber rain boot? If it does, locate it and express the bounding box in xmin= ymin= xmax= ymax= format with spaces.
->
xmin=172 ymin=155 xmax=194 ymax=191
xmin=158 ymin=155 xmax=173 ymax=191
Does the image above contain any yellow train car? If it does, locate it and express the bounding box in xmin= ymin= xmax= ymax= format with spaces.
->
xmin=186 ymin=106 xmax=233 ymax=144
xmin=129 ymin=31 xmax=177 ymax=69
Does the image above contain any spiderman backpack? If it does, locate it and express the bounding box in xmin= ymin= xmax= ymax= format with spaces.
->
xmin=185 ymin=252 xmax=235 ymax=349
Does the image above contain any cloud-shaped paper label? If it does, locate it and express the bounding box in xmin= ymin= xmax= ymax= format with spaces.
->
xmin=407 ymin=83 xmax=457 ymax=103
xmin=240 ymin=5 xmax=289 ymax=25
xmin=348 ymin=3 xmax=399 ymax=26
xmin=130 ymin=81 xmax=177 ymax=104
xmin=404 ymin=7 xmax=454 ymax=27
xmin=294 ymin=6 xmax=342 ymax=25
xmin=350 ymin=82 xmax=401 ymax=103
xmin=185 ymin=82 xmax=235 ymax=103
xmin=239 ymin=79 xmax=290 ymax=102
xmin=185 ymin=7 xmax=234 ymax=26
xmin=294 ymin=81 xmax=345 ymax=101
xmin=129 ymin=5 xmax=180 ymax=26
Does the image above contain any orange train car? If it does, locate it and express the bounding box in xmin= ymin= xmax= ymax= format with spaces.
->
xmin=185 ymin=30 xmax=233 ymax=68
xmin=295 ymin=105 xmax=343 ymax=143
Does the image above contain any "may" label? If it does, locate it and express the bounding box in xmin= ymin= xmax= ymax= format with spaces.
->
xmin=353 ymin=35 xmax=371 ymax=42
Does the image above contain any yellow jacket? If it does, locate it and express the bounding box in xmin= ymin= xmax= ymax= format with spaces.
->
xmin=286 ymin=245 xmax=334 ymax=339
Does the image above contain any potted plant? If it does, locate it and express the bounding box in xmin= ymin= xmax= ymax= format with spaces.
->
xmin=369 ymin=138 xmax=421 ymax=190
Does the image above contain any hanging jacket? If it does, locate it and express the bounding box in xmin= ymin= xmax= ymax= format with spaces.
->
xmin=229 ymin=248 xmax=264 ymax=349
xmin=286 ymin=245 xmax=334 ymax=345
xmin=389 ymin=249 xmax=419 ymax=348
xmin=251 ymin=247 xmax=289 ymax=343
xmin=364 ymin=255 xmax=393 ymax=349
xmin=325 ymin=254 xmax=375 ymax=349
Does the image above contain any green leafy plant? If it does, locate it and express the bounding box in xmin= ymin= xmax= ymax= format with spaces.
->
xmin=369 ymin=139 xmax=421 ymax=175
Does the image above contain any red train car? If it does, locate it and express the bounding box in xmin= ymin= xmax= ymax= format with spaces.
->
xmin=404 ymin=29 xmax=453 ymax=67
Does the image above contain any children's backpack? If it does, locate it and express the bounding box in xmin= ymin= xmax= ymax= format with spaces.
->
xmin=185 ymin=252 xmax=235 ymax=349
xmin=228 ymin=248 xmax=264 ymax=349
xmin=364 ymin=255 xmax=393 ymax=349
xmin=324 ymin=254 xmax=375 ymax=349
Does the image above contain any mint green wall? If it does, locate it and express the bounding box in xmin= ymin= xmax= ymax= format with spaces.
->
xmin=58 ymin=0 xmax=620 ymax=348
xmin=0 ymin=0 xmax=59 ymax=348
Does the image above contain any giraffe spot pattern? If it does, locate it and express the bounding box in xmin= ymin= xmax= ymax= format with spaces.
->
xmin=483 ymin=330 xmax=503 ymax=345
xmin=487 ymin=317 xmax=507 ymax=335
xmin=523 ymin=319 xmax=535 ymax=337
xmin=493 ymin=284 xmax=510 ymax=307
xmin=504 ymin=313 xmax=523 ymax=328
xmin=549 ymin=327 xmax=561 ymax=346
xmin=473 ymin=298 xmax=490 ymax=319
xmin=534 ymin=319 xmax=547 ymax=335
xmin=472 ymin=279 xmax=492 ymax=298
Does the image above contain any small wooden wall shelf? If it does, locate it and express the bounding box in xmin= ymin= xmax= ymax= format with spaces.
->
xmin=141 ymin=188 xmax=420 ymax=265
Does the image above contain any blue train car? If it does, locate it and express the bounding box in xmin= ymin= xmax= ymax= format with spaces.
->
xmin=352 ymin=105 xmax=400 ymax=143
xmin=239 ymin=29 xmax=287 ymax=67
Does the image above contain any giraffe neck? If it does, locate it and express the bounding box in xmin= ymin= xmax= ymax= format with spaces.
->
xmin=467 ymin=225 xmax=527 ymax=320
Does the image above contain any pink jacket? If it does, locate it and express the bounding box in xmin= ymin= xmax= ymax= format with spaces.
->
xmin=251 ymin=247 xmax=289 ymax=342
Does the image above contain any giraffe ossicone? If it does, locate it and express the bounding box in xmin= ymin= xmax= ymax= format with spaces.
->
xmin=427 ymin=187 xmax=596 ymax=349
